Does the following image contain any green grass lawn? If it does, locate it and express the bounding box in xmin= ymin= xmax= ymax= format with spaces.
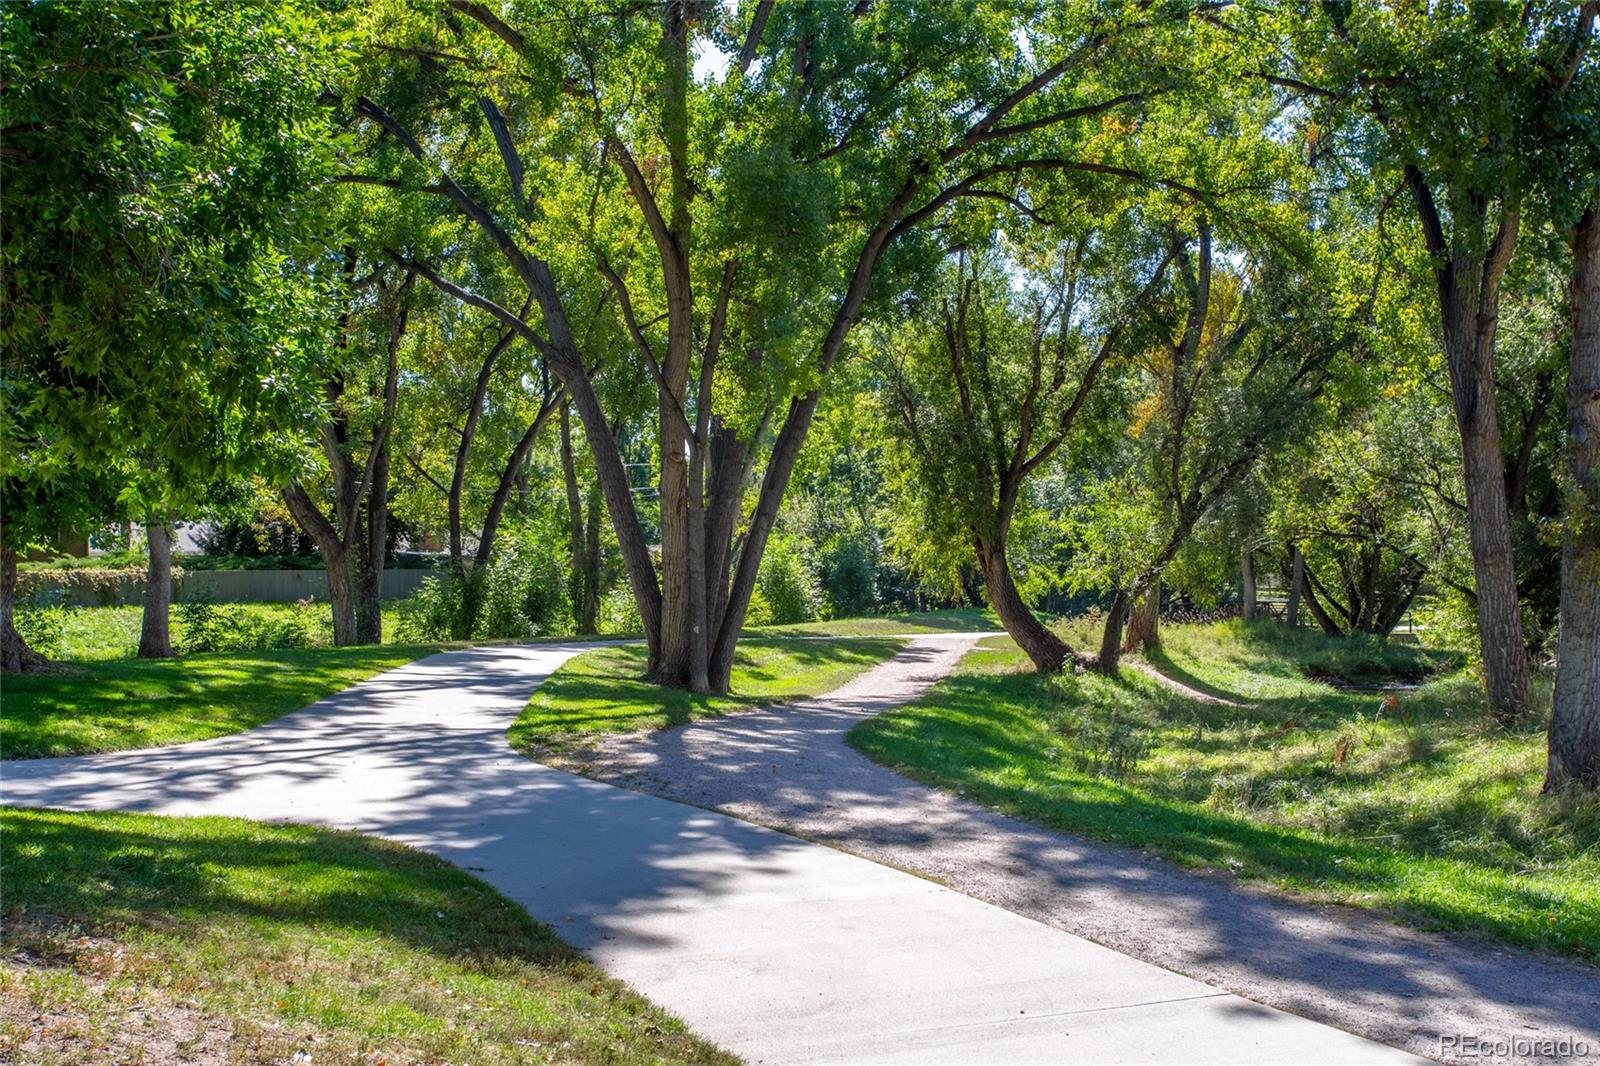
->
xmin=848 ymin=621 xmax=1599 ymax=959
xmin=0 ymin=808 xmax=731 ymax=1065
xmin=509 ymin=637 xmax=904 ymax=756
xmin=744 ymin=606 xmax=1004 ymax=637
xmin=1 ymin=645 xmax=442 ymax=759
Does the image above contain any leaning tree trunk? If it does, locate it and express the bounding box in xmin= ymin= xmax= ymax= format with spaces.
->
xmin=0 ymin=539 xmax=48 ymax=674
xmin=282 ymin=486 xmax=357 ymax=647
xmin=1548 ymin=206 xmax=1600 ymax=791
xmin=137 ymin=521 xmax=174 ymax=659
xmin=977 ymin=536 xmax=1071 ymax=673
xmin=1122 ymin=577 xmax=1161 ymax=654
xmin=1095 ymin=588 xmax=1131 ymax=675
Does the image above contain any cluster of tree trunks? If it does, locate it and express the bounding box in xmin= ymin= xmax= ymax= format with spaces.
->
xmin=282 ymin=269 xmax=413 ymax=646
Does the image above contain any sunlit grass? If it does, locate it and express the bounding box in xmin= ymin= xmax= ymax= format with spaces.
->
xmin=0 ymin=645 xmax=440 ymax=759
xmin=509 ymin=637 xmax=903 ymax=754
xmin=0 ymin=808 xmax=731 ymax=1064
xmin=849 ymin=621 xmax=1597 ymax=958
xmin=745 ymin=607 xmax=1004 ymax=637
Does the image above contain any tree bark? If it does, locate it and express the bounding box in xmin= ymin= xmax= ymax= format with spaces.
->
xmin=283 ymin=484 xmax=356 ymax=646
xmin=354 ymin=444 xmax=387 ymax=645
xmin=978 ymin=536 xmax=1071 ymax=673
xmin=1122 ymin=577 xmax=1160 ymax=654
xmin=1241 ymin=549 xmax=1257 ymax=621
xmin=1095 ymin=589 xmax=1131 ymax=675
xmin=0 ymin=537 xmax=48 ymax=674
xmin=560 ymin=402 xmax=601 ymax=635
xmin=1407 ymin=170 xmax=1531 ymax=720
xmin=1286 ymin=544 xmax=1304 ymax=628
xmin=1548 ymin=205 xmax=1600 ymax=790
xmin=137 ymin=521 xmax=174 ymax=658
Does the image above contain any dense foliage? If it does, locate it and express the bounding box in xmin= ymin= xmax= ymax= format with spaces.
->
xmin=3 ymin=0 xmax=1596 ymax=787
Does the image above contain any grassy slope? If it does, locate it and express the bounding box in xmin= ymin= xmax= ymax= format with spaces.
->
xmin=0 ymin=808 xmax=731 ymax=1065
xmin=510 ymin=637 xmax=904 ymax=754
xmin=1 ymin=646 xmax=441 ymax=759
xmin=848 ymin=622 xmax=1598 ymax=959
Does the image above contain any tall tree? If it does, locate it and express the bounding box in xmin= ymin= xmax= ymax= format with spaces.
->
xmin=880 ymin=227 xmax=1174 ymax=672
xmin=1260 ymin=1 xmax=1600 ymax=719
xmin=346 ymin=0 xmax=1202 ymax=691
xmin=0 ymin=0 xmax=338 ymax=670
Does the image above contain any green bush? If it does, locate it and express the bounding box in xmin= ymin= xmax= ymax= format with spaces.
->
xmin=14 ymin=590 xmax=68 ymax=658
xmin=176 ymin=594 xmax=320 ymax=653
xmin=394 ymin=534 xmax=570 ymax=643
xmin=821 ymin=535 xmax=877 ymax=619
xmin=757 ymin=536 xmax=820 ymax=626
xmin=599 ymin=583 xmax=642 ymax=635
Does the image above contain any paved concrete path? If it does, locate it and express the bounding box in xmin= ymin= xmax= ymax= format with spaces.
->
xmin=553 ymin=635 xmax=1600 ymax=1064
xmin=2 ymin=639 xmax=1419 ymax=1063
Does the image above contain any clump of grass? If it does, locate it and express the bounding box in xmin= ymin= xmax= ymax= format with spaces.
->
xmin=849 ymin=623 xmax=1597 ymax=958
xmin=0 ymin=808 xmax=731 ymax=1065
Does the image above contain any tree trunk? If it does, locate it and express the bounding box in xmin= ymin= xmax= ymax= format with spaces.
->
xmin=1408 ymin=173 xmax=1530 ymax=720
xmin=137 ymin=521 xmax=174 ymax=658
xmin=1095 ymin=589 xmax=1130 ymax=675
xmin=354 ymin=445 xmax=387 ymax=645
xmin=560 ymin=402 xmax=601 ymax=635
xmin=283 ymin=485 xmax=357 ymax=647
xmin=978 ymin=537 xmax=1071 ymax=673
xmin=1241 ymin=549 xmax=1257 ymax=621
xmin=1286 ymin=545 xmax=1304 ymax=629
xmin=0 ymin=539 xmax=48 ymax=673
xmin=581 ymin=478 xmax=601 ymax=635
xmin=1548 ymin=206 xmax=1600 ymax=790
xmin=1122 ymin=577 xmax=1161 ymax=654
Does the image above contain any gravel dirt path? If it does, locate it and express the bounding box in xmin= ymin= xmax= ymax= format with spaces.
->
xmin=551 ymin=634 xmax=1600 ymax=1065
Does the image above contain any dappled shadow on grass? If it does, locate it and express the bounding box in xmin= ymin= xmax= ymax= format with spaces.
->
xmin=0 ymin=805 xmax=737 ymax=1065
xmin=1 ymin=807 xmax=562 ymax=967
xmin=850 ymin=665 xmax=1599 ymax=960
xmin=510 ymin=638 xmax=904 ymax=744
xmin=0 ymin=645 xmax=443 ymax=760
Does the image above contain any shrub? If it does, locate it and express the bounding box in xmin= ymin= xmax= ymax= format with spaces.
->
xmin=13 ymin=590 xmax=67 ymax=658
xmin=394 ymin=535 xmax=570 ymax=643
xmin=599 ymin=583 xmax=642 ymax=635
xmin=757 ymin=536 xmax=820 ymax=625
xmin=821 ymin=535 xmax=876 ymax=619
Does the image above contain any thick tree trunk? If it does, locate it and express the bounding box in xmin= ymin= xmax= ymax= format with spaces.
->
xmin=1450 ymin=325 xmax=1532 ymax=720
xmin=1407 ymin=173 xmax=1530 ymax=719
xmin=283 ymin=485 xmax=357 ymax=647
xmin=137 ymin=521 xmax=174 ymax=658
xmin=978 ymin=537 xmax=1071 ymax=673
xmin=1095 ymin=589 xmax=1130 ymax=675
xmin=1548 ymin=206 xmax=1600 ymax=790
xmin=1286 ymin=545 xmax=1304 ymax=629
xmin=1122 ymin=577 xmax=1160 ymax=654
xmin=1241 ymin=549 xmax=1257 ymax=621
xmin=0 ymin=540 xmax=48 ymax=673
